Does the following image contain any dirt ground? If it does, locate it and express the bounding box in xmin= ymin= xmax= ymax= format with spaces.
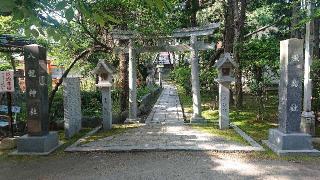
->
xmin=0 ymin=151 xmax=320 ymax=180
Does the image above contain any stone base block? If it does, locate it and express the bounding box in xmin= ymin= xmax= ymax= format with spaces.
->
xmin=219 ymin=118 xmax=230 ymax=130
xmin=263 ymin=129 xmax=320 ymax=156
xmin=103 ymin=121 xmax=112 ymax=130
xmin=12 ymin=131 xmax=60 ymax=155
xmin=190 ymin=116 xmax=206 ymax=124
xmin=124 ymin=118 xmax=140 ymax=124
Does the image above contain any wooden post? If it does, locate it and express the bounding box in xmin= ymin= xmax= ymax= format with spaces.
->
xmin=6 ymin=92 xmax=14 ymax=138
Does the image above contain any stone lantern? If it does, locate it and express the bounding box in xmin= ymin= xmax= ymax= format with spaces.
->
xmin=156 ymin=64 xmax=164 ymax=88
xmin=214 ymin=53 xmax=238 ymax=129
xmin=93 ymin=60 xmax=115 ymax=130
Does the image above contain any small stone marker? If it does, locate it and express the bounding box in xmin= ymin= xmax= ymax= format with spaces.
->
xmin=156 ymin=64 xmax=164 ymax=88
xmin=63 ymin=76 xmax=82 ymax=138
xmin=263 ymin=38 xmax=319 ymax=156
xmin=93 ymin=60 xmax=114 ymax=130
xmin=15 ymin=44 xmax=59 ymax=155
xmin=214 ymin=53 xmax=238 ymax=129
xmin=146 ymin=64 xmax=155 ymax=87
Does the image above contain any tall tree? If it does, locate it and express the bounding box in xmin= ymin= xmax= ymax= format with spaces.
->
xmin=118 ymin=51 xmax=129 ymax=114
xmin=224 ymin=0 xmax=235 ymax=53
xmin=290 ymin=0 xmax=303 ymax=38
xmin=186 ymin=0 xmax=200 ymax=26
xmin=233 ymin=0 xmax=247 ymax=108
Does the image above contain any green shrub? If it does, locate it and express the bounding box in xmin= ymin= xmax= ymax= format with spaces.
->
xmin=200 ymin=67 xmax=218 ymax=94
xmin=170 ymin=66 xmax=191 ymax=94
xmin=81 ymin=90 xmax=102 ymax=117
xmin=137 ymin=84 xmax=159 ymax=100
xmin=50 ymin=89 xmax=64 ymax=121
xmin=0 ymin=63 xmax=12 ymax=71
xmin=312 ymin=59 xmax=320 ymax=113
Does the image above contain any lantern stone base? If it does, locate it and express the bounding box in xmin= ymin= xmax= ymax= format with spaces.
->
xmin=11 ymin=131 xmax=60 ymax=155
xmin=124 ymin=118 xmax=140 ymax=124
xmin=263 ymin=128 xmax=320 ymax=156
xmin=301 ymin=111 xmax=315 ymax=136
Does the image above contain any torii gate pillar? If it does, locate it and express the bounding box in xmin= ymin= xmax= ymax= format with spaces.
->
xmin=190 ymin=36 xmax=204 ymax=123
xmin=125 ymin=39 xmax=139 ymax=124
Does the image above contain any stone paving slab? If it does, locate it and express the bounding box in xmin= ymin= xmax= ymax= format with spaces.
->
xmin=66 ymin=83 xmax=263 ymax=152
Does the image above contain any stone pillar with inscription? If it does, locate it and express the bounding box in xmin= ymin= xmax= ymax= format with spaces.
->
xmin=218 ymin=83 xmax=230 ymax=129
xmin=15 ymin=44 xmax=59 ymax=155
xmin=263 ymin=39 xmax=319 ymax=156
xmin=64 ymin=77 xmax=82 ymax=138
xmin=101 ymin=87 xmax=112 ymax=130
xmin=156 ymin=64 xmax=164 ymax=88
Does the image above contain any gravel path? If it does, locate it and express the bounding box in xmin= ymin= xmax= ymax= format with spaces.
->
xmin=1 ymin=151 xmax=320 ymax=180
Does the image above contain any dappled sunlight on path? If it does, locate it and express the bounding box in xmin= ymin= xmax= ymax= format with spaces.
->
xmin=71 ymin=82 xmax=261 ymax=152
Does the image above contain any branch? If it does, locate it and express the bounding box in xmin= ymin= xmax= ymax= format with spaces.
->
xmin=208 ymin=48 xmax=224 ymax=67
xmin=244 ymin=16 xmax=285 ymax=39
xmin=48 ymin=45 xmax=110 ymax=117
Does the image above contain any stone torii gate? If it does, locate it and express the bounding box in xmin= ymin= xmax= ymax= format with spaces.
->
xmin=111 ymin=23 xmax=220 ymax=124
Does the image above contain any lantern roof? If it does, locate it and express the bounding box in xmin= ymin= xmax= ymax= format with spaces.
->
xmin=92 ymin=59 xmax=115 ymax=75
xmin=214 ymin=53 xmax=238 ymax=69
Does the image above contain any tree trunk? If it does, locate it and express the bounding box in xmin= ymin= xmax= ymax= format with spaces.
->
xmin=233 ymin=0 xmax=246 ymax=109
xmin=291 ymin=0 xmax=302 ymax=38
xmin=119 ymin=52 xmax=129 ymax=113
xmin=187 ymin=0 xmax=199 ymax=27
xmin=314 ymin=18 xmax=319 ymax=59
xmin=254 ymin=66 xmax=264 ymax=121
xmin=223 ymin=0 xmax=235 ymax=105
xmin=223 ymin=0 xmax=234 ymax=53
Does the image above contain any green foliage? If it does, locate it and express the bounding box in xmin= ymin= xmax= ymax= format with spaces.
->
xmin=138 ymin=63 xmax=148 ymax=83
xmin=0 ymin=16 xmax=23 ymax=34
xmin=50 ymin=87 xmax=122 ymax=121
xmin=80 ymin=90 xmax=102 ymax=117
xmin=240 ymin=37 xmax=279 ymax=120
xmin=197 ymin=1 xmax=224 ymax=26
xmin=49 ymin=89 xmax=64 ymax=121
xmin=241 ymin=37 xmax=279 ymax=94
xmin=247 ymin=5 xmax=275 ymax=28
xmin=137 ymin=84 xmax=159 ymax=101
xmin=170 ymin=66 xmax=191 ymax=94
xmin=199 ymin=67 xmax=218 ymax=94
xmin=312 ymin=59 xmax=320 ymax=113
xmin=0 ymin=63 xmax=12 ymax=71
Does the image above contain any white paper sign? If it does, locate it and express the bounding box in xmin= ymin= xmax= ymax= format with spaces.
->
xmin=0 ymin=71 xmax=14 ymax=92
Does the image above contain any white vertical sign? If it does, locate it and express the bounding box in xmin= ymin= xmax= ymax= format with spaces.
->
xmin=0 ymin=71 xmax=14 ymax=92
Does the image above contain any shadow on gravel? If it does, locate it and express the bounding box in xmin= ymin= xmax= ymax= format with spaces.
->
xmin=0 ymin=151 xmax=319 ymax=180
